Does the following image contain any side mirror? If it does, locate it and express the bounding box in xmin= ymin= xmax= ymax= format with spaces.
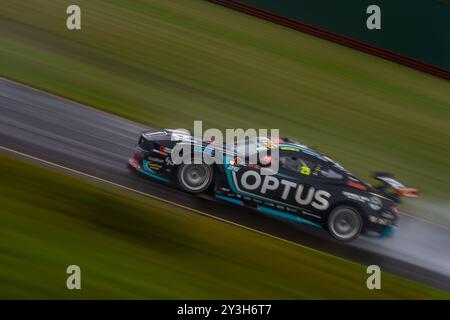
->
xmin=258 ymin=155 xmax=272 ymax=167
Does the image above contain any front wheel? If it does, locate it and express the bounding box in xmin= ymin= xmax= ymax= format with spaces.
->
xmin=177 ymin=163 xmax=213 ymax=194
xmin=327 ymin=206 xmax=363 ymax=242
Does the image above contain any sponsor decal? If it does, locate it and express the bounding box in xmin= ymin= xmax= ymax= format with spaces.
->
xmin=381 ymin=211 xmax=395 ymax=219
xmin=300 ymin=166 xmax=311 ymax=175
xmin=301 ymin=210 xmax=322 ymax=219
xmin=342 ymin=191 xmax=382 ymax=211
xmin=263 ymin=140 xmax=278 ymax=149
xmin=193 ymin=145 xmax=215 ymax=156
xmin=256 ymin=146 xmax=267 ymax=152
xmin=369 ymin=215 xmax=391 ymax=226
xmin=226 ymin=165 xmax=240 ymax=172
xmin=368 ymin=196 xmax=382 ymax=211
xmin=153 ymin=149 xmax=167 ymax=156
xmin=165 ymin=157 xmax=174 ymax=166
xmin=147 ymin=162 xmax=162 ymax=170
xmin=342 ymin=191 xmax=367 ymax=202
xmin=160 ymin=145 xmax=172 ymax=153
xmin=248 ymin=163 xmax=260 ymax=169
xmin=313 ymin=166 xmax=321 ymax=176
xmin=147 ymin=156 xmax=164 ymax=164
xmin=152 ymin=145 xmax=172 ymax=156
xmin=233 ymin=170 xmax=331 ymax=210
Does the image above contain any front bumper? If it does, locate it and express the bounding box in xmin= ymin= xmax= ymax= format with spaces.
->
xmin=364 ymin=224 xmax=397 ymax=239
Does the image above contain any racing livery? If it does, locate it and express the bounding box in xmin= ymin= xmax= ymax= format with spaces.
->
xmin=128 ymin=129 xmax=418 ymax=242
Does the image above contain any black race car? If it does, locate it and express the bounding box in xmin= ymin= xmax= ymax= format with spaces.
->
xmin=128 ymin=129 xmax=418 ymax=242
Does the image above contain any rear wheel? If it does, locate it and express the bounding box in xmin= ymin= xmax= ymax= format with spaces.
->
xmin=327 ymin=206 xmax=363 ymax=242
xmin=177 ymin=163 xmax=213 ymax=194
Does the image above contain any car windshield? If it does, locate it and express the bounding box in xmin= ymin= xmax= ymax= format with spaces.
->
xmin=323 ymin=155 xmax=349 ymax=174
xmin=227 ymin=137 xmax=276 ymax=157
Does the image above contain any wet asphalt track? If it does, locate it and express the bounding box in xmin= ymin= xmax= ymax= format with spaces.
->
xmin=0 ymin=78 xmax=449 ymax=292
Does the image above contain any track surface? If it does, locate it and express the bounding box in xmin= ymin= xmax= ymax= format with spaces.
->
xmin=0 ymin=78 xmax=449 ymax=292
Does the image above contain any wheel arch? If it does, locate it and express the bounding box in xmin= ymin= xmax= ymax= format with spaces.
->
xmin=324 ymin=200 xmax=368 ymax=231
xmin=176 ymin=161 xmax=216 ymax=194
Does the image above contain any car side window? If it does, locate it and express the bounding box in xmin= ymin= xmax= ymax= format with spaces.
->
xmin=315 ymin=165 xmax=343 ymax=179
xmin=279 ymin=152 xmax=343 ymax=179
xmin=279 ymin=153 xmax=315 ymax=176
xmin=279 ymin=155 xmax=300 ymax=172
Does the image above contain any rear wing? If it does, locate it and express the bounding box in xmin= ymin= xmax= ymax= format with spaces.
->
xmin=373 ymin=173 xmax=418 ymax=201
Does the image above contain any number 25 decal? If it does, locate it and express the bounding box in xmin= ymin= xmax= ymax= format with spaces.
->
xmin=301 ymin=166 xmax=311 ymax=175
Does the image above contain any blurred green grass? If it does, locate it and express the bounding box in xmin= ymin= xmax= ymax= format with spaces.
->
xmin=0 ymin=0 xmax=449 ymax=225
xmin=0 ymin=153 xmax=448 ymax=299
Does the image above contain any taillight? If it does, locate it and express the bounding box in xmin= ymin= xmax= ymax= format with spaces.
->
xmin=129 ymin=152 xmax=143 ymax=170
xmin=133 ymin=152 xmax=143 ymax=163
xmin=347 ymin=180 xmax=367 ymax=191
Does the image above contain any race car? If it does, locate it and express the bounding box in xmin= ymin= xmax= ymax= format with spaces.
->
xmin=128 ymin=129 xmax=418 ymax=242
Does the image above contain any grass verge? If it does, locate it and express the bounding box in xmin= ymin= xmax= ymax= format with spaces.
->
xmin=0 ymin=153 xmax=448 ymax=298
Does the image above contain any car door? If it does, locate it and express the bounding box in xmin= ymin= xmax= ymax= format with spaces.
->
xmin=276 ymin=150 xmax=332 ymax=216
xmin=224 ymin=149 xmax=310 ymax=208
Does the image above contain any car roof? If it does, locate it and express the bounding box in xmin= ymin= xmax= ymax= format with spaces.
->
xmin=279 ymin=142 xmax=325 ymax=161
xmin=278 ymin=139 xmax=350 ymax=175
xmin=278 ymin=138 xmax=326 ymax=160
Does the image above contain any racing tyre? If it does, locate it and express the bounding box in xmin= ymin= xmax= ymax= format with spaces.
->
xmin=177 ymin=163 xmax=213 ymax=194
xmin=327 ymin=206 xmax=363 ymax=242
